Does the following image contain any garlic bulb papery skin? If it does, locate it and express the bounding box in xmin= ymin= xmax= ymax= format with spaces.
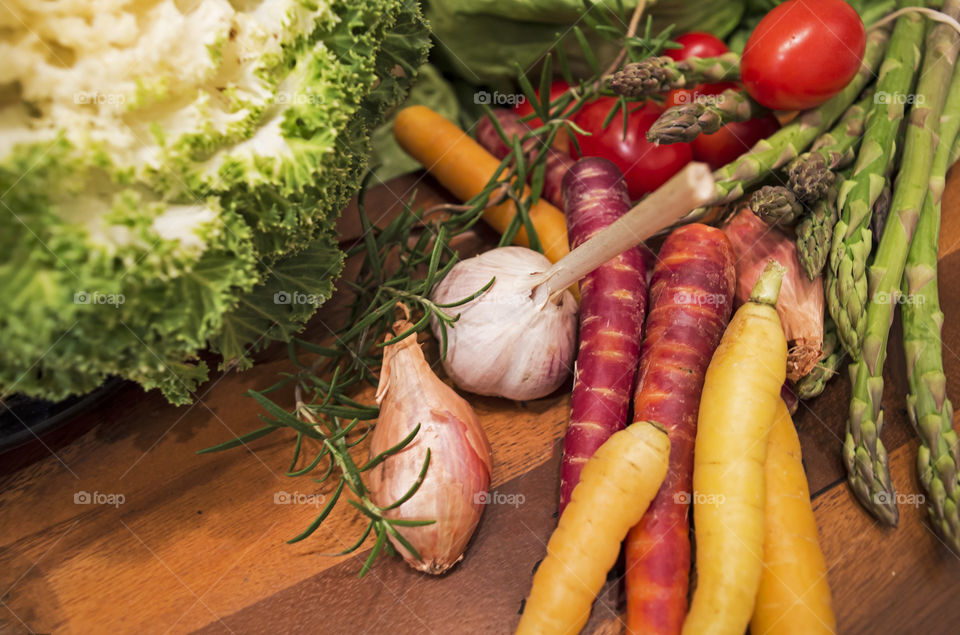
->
xmin=368 ymin=322 xmax=493 ymax=574
xmin=430 ymin=246 xmax=578 ymax=401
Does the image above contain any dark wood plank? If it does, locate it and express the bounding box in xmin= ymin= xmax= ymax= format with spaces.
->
xmin=196 ymin=446 xmax=565 ymax=635
xmin=817 ymin=440 xmax=960 ymax=635
xmin=199 ymin=434 xmax=960 ymax=635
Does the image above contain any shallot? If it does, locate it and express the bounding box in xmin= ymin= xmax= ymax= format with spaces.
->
xmin=367 ymin=316 xmax=493 ymax=574
xmin=723 ymin=207 xmax=824 ymax=381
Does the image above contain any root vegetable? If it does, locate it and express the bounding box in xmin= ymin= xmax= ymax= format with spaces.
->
xmin=682 ymin=262 xmax=788 ymax=635
xmin=430 ymin=247 xmax=578 ymax=401
xmin=625 ymin=224 xmax=736 ymax=635
xmin=559 ymin=158 xmax=647 ymax=513
xmin=517 ymin=421 xmax=670 ymax=635
xmin=751 ymin=399 xmax=836 ymax=634
xmin=369 ymin=317 xmax=493 ymax=574
xmin=393 ymin=105 xmax=571 ymax=263
xmin=723 ymin=207 xmax=823 ymax=381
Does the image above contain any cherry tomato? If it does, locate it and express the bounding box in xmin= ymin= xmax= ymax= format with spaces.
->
xmin=741 ymin=0 xmax=865 ymax=111
xmin=665 ymin=32 xmax=729 ymax=61
xmin=572 ymin=97 xmax=692 ymax=199
xmin=663 ymin=82 xmax=739 ymax=110
xmin=691 ymin=113 xmax=781 ymax=170
xmin=513 ymin=80 xmax=571 ymax=129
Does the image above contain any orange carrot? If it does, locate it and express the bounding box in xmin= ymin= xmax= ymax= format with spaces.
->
xmin=393 ymin=105 xmax=570 ymax=263
xmin=625 ymin=224 xmax=736 ymax=635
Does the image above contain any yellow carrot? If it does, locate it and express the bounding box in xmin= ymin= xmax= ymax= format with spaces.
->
xmin=683 ymin=261 xmax=788 ymax=635
xmin=517 ymin=421 xmax=670 ymax=635
xmin=393 ymin=105 xmax=570 ymax=263
xmin=751 ymin=400 xmax=836 ymax=635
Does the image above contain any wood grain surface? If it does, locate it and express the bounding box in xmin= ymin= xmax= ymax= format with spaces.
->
xmin=2 ymin=167 xmax=960 ymax=634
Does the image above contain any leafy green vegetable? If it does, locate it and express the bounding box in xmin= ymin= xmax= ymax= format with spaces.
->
xmin=370 ymin=65 xmax=461 ymax=182
xmin=0 ymin=0 xmax=430 ymax=404
xmin=428 ymin=0 xmax=746 ymax=84
xmin=647 ymin=0 xmax=746 ymax=38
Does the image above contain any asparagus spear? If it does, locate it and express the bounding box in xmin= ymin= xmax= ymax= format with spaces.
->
xmin=844 ymin=4 xmax=960 ymax=526
xmin=827 ymin=5 xmax=925 ymax=360
xmin=646 ymin=88 xmax=768 ymax=144
xmin=751 ymin=185 xmax=803 ymax=226
xmin=785 ymin=92 xmax=873 ymax=203
xmin=901 ymin=77 xmax=960 ymax=554
xmin=796 ymin=172 xmax=844 ymax=280
xmin=608 ymin=53 xmax=739 ymax=98
xmin=794 ymin=316 xmax=845 ymax=400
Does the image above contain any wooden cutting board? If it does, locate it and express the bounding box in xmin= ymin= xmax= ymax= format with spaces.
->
xmin=2 ymin=168 xmax=960 ymax=634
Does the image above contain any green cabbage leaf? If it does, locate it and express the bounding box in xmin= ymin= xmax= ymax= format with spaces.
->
xmin=0 ymin=0 xmax=430 ymax=404
xmin=428 ymin=0 xmax=746 ymax=84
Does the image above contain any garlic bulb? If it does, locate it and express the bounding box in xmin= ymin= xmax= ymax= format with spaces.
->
xmin=430 ymin=246 xmax=578 ymax=401
xmin=368 ymin=320 xmax=493 ymax=574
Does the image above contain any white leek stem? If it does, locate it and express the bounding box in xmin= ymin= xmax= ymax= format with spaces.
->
xmin=531 ymin=162 xmax=715 ymax=302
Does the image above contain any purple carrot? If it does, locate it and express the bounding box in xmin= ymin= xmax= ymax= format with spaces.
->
xmin=474 ymin=109 xmax=573 ymax=208
xmin=558 ymin=157 xmax=647 ymax=513
xmin=624 ymin=223 xmax=736 ymax=634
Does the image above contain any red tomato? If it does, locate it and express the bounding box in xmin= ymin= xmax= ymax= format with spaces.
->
xmin=665 ymin=32 xmax=729 ymax=61
xmin=664 ymin=82 xmax=739 ymax=110
xmin=572 ymin=97 xmax=692 ymax=199
xmin=691 ymin=113 xmax=781 ymax=170
xmin=741 ymin=0 xmax=865 ymax=111
xmin=513 ymin=80 xmax=571 ymax=129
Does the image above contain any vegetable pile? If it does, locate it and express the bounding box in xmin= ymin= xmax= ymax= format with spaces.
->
xmin=0 ymin=0 xmax=429 ymax=403
xmin=196 ymin=0 xmax=960 ymax=630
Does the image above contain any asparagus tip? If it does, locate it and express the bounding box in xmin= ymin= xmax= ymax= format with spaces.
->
xmin=751 ymin=185 xmax=803 ymax=226
xmin=786 ymin=153 xmax=834 ymax=204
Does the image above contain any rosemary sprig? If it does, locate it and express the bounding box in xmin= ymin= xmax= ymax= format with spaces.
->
xmin=200 ymin=7 xmax=674 ymax=574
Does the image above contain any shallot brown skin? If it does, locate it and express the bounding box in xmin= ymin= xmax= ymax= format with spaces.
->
xmin=625 ymin=224 xmax=736 ymax=635
xmin=722 ymin=208 xmax=824 ymax=381
xmin=558 ymin=157 xmax=647 ymax=513
xmin=368 ymin=322 xmax=492 ymax=574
